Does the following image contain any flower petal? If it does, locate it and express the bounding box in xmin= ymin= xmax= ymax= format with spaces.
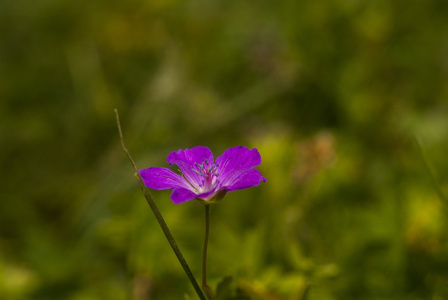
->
xmin=215 ymin=146 xmax=262 ymax=187
xmin=171 ymin=187 xmax=221 ymax=204
xmin=171 ymin=188 xmax=199 ymax=204
xmin=196 ymin=187 xmax=220 ymax=201
xmin=139 ymin=167 xmax=191 ymax=190
xmin=221 ymin=169 xmax=267 ymax=192
xmin=167 ymin=146 xmax=214 ymax=190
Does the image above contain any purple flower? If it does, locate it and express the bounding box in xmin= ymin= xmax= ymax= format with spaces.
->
xmin=139 ymin=146 xmax=267 ymax=204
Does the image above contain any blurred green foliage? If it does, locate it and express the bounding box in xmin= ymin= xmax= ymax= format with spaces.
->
xmin=1 ymin=0 xmax=448 ymax=299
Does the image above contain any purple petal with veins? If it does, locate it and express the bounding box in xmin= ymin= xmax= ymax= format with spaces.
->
xmin=138 ymin=146 xmax=266 ymax=204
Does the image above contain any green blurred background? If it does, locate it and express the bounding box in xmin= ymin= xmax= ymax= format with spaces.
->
xmin=1 ymin=0 xmax=448 ymax=299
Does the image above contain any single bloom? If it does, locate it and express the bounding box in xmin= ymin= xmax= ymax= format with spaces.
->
xmin=139 ymin=146 xmax=267 ymax=204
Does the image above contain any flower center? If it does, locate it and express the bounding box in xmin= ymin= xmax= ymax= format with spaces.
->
xmin=192 ymin=160 xmax=219 ymax=192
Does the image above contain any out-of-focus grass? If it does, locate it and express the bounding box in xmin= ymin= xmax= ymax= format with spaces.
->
xmin=1 ymin=0 xmax=448 ymax=299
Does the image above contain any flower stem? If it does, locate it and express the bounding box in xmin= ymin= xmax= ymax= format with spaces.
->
xmin=114 ymin=109 xmax=206 ymax=300
xmin=202 ymin=204 xmax=213 ymax=299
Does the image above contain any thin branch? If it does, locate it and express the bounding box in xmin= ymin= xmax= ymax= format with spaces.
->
xmin=202 ymin=205 xmax=212 ymax=299
xmin=114 ymin=109 xmax=206 ymax=300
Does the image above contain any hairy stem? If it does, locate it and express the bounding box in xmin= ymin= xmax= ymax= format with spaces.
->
xmin=114 ymin=109 xmax=206 ymax=300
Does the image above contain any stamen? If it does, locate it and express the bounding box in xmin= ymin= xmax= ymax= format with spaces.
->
xmin=192 ymin=168 xmax=209 ymax=177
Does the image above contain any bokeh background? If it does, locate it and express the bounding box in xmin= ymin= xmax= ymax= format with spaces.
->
xmin=2 ymin=0 xmax=448 ymax=299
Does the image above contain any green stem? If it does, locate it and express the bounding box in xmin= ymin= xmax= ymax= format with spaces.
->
xmin=202 ymin=204 xmax=213 ymax=299
xmin=202 ymin=205 xmax=210 ymax=288
xmin=114 ymin=109 xmax=206 ymax=300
